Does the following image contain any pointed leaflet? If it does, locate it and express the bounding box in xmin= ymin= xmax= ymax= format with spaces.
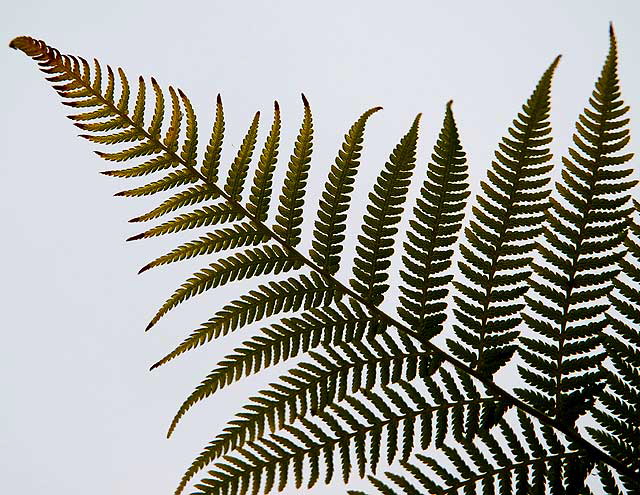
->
xmin=223 ymin=111 xmax=260 ymax=201
xmin=399 ymin=102 xmax=469 ymax=338
xmin=517 ymin=27 xmax=636 ymax=426
xmin=247 ymin=101 xmax=281 ymax=222
xmin=273 ymin=95 xmax=313 ymax=246
xmin=351 ymin=114 xmax=421 ymax=306
xmin=138 ymin=222 xmax=265 ymax=273
xmin=446 ymin=57 xmax=560 ymax=377
xmin=202 ymin=94 xmax=225 ymax=183
xmin=309 ymin=106 xmax=382 ymax=274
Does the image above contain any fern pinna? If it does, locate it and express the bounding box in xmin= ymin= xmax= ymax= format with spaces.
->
xmin=11 ymin=23 xmax=639 ymax=495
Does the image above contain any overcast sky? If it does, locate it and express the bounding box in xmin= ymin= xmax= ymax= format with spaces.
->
xmin=2 ymin=1 xmax=639 ymax=494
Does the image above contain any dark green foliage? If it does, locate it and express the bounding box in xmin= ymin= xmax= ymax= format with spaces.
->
xmin=146 ymin=244 xmax=299 ymax=330
xmin=447 ymin=57 xmax=559 ymax=378
xmin=168 ymin=299 xmax=371 ymax=437
xmin=351 ymin=114 xmax=421 ymax=306
xmin=516 ymin=28 xmax=637 ymax=425
xmin=360 ymin=411 xmax=588 ymax=495
xmin=10 ymin=26 xmax=640 ymax=495
xmin=399 ymin=102 xmax=469 ymax=338
xmin=192 ymin=364 xmax=501 ymax=495
xmin=151 ymin=273 xmax=337 ymax=370
xmin=309 ymin=106 xmax=382 ymax=274
xmin=587 ymin=204 xmax=640 ymax=492
xmin=175 ymin=335 xmax=433 ymax=494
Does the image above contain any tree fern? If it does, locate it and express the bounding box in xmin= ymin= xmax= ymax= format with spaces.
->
xmin=11 ymin=26 xmax=640 ymax=495
xmin=516 ymin=26 xmax=637 ymax=426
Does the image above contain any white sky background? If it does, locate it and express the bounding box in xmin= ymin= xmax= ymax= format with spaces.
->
xmin=2 ymin=1 xmax=640 ymax=494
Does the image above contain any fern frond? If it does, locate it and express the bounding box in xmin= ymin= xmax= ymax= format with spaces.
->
xmin=516 ymin=26 xmax=637 ymax=425
xmin=100 ymin=153 xmax=179 ymax=178
xmin=194 ymin=365 xmax=501 ymax=495
xmin=114 ymin=168 xmax=198 ymax=197
xmin=167 ymin=300 xmax=370 ymax=437
xmin=202 ymin=94 xmax=225 ymax=183
xmin=273 ymin=95 xmax=314 ymax=246
xmin=350 ymin=114 xmax=421 ymax=306
xmin=309 ymin=106 xmax=382 ymax=274
xmin=587 ymin=205 xmax=640 ymax=475
xmin=398 ymin=102 xmax=469 ymax=338
xmin=446 ymin=56 xmax=559 ymax=378
xmin=146 ymin=244 xmax=300 ymax=330
xmin=176 ymin=335 xmax=433 ymax=490
xmin=151 ymin=273 xmax=336 ymax=370
xmin=247 ymin=101 xmax=281 ymax=222
xmin=128 ymin=202 xmax=242 ymax=240
xmin=128 ymin=185 xmax=221 ymax=223
xmin=138 ymin=221 xmax=266 ymax=272
xmin=13 ymin=34 xmax=640 ymax=493
xmin=223 ymin=112 xmax=260 ymax=201
xmin=363 ymin=411 xmax=588 ymax=495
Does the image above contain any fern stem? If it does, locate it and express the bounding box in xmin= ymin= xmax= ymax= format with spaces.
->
xmin=11 ymin=36 xmax=639 ymax=482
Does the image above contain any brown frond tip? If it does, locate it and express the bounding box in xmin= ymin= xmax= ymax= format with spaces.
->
xmin=10 ymin=36 xmax=51 ymax=59
xmin=301 ymin=93 xmax=309 ymax=108
xmin=216 ymin=93 xmax=222 ymax=105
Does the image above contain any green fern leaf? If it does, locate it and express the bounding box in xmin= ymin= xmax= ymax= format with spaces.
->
xmin=309 ymin=106 xmax=382 ymax=274
xmin=138 ymin=221 xmax=267 ymax=272
xmin=128 ymin=185 xmax=221 ymax=223
xmin=114 ymin=168 xmax=198 ymax=197
xmin=247 ymin=101 xmax=281 ymax=222
xmin=195 ymin=366 xmax=499 ymax=495
xmin=364 ymin=411 xmax=587 ymax=495
xmin=350 ymin=114 xmax=421 ymax=306
xmin=13 ymin=33 xmax=640 ymax=494
xmin=151 ymin=273 xmax=336 ymax=370
xmin=273 ymin=95 xmax=314 ymax=246
xmin=398 ymin=102 xmax=469 ymax=338
xmin=516 ymin=26 xmax=637 ymax=425
xmin=587 ymin=204 xmax=640 ymax=476
xmin=201 ymin=94 xmax=225 ymax=183
xmin=223 ymin=111 xmax=260 ymax=201
xmin=446 ymin=56 xmax=560 ymax=378
xmin=167 ymin=300 xmax=370 ymax=437
xmin=146 ymin=244 xmax=300 ymax=330
xmin=127 ymin=202 xmax=242 ymax=240
xmin=100 ymin=153 xmax=179 ymax=178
